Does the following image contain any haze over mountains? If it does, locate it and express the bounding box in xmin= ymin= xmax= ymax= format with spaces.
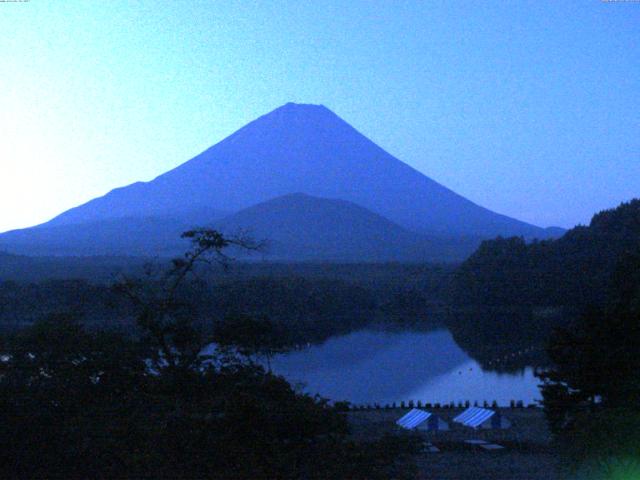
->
xmin=0 ymin=103 xmax=562 ymax=261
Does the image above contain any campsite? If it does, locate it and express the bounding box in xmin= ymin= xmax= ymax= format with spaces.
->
xmin=348 ymin=406 xmax=559 ymax=480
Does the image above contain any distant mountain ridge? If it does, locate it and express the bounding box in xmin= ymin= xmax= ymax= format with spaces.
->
xmin=0 ymin=193 xmax=482 ymax=261
xmin=0 ymin=102 xmax=563 ymax=260
xmin=214 ymin=193 xmax=481 ymax=262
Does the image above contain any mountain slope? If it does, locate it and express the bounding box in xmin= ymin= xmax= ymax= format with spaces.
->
xmin=0 ymin=208 xmax=225 ymax=256
xmin=213 ymin=193 xmax=481 ymax=262
xmin=39 ymin=102 xmax=556 ymax=238
xmin=0 ymin=193 xmax=481 ymax=261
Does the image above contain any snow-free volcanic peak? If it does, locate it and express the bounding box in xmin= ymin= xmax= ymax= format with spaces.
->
xmin=0 ymin=102 xmax=561 ymax=257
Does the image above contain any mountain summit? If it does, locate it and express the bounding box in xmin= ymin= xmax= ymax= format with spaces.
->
xmin=42 ymin=102 xmax=553 ymax=238
xmin=0 ymin=103 xmax=562 ymax=259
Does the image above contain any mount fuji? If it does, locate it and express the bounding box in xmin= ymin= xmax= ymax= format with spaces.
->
xmin=0 ymin=103 xmax=561 ymax=260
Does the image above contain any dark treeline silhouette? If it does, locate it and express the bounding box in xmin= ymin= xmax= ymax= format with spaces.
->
xmin=447 ymin=199 xmax=640 ymax=474
xmin=0 ymin=230 xmax=419 ymax=479
xmin=0 ymin=263 xmax=453 ymax=344
xmin=446 ymin=199 xmax=640 ymax=370
xmin=451 ymin=199 xmax=640 ymax=308
xmin=536 ymin=252 xmax=640 ymax=477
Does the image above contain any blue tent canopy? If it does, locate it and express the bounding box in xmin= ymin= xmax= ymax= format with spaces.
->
xmin=396 ymin=409 xmax=449 ymax=431
xmin=453 ymin=407 xmax=511 ymax=429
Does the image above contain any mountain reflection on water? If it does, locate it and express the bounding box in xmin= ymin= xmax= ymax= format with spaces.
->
xmin=269 ymin=329 xmax=542 ymax=406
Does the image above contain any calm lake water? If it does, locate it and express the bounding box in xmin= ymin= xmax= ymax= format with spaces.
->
xmin=269 ymin=329 xmax=542 ymax=406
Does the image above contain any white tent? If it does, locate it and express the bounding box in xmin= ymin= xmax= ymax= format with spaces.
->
xmin=396 ymin=409 xmax=449 ymax=431
xmin=453 ymin=407 xmax=511 ymax=429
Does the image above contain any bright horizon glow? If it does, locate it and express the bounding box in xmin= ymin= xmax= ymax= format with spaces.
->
xmin=1 ymin=1 xmax=639 ymax=233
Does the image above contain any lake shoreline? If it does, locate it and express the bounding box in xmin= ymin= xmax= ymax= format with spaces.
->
xmin=269 ymin=328 xmax=543 ymax=406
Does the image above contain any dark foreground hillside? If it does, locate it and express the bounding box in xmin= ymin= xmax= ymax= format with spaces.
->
xmin=0 ymin=230 xmax=422 ymax=479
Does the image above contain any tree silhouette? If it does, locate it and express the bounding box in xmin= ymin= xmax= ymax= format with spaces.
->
xmin=114 ymin=228 xmax=263 ymax=372
xmin=0 ymin=230 xmax=419 ymax=478
xmin=537 ymin=252 xmax=640 ymax=473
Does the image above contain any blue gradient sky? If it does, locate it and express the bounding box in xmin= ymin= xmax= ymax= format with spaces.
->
xmin=1 ymin=0 xmax=638 ymax=232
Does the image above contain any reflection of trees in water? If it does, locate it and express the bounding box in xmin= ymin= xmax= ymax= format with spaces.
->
xmin=445 ymin=306 xmax=574 ymax=373
xmin=285 ymin=306 xmax=451 ymax=352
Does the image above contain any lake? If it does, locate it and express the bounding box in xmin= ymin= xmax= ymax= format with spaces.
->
xmin=269 ymin=329 xmax=542 ymax=406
